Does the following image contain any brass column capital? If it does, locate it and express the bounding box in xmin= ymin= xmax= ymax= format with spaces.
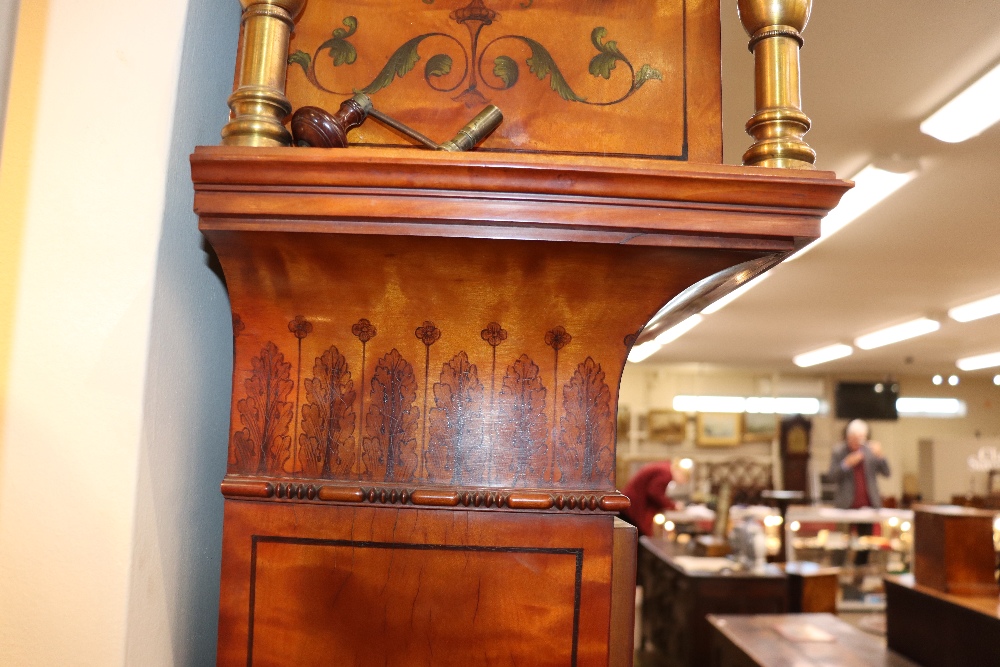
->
xmin=738 ymin=0 xmax=816 ymax=169
xmin=221 ymin=0 xmax=308 ymax=147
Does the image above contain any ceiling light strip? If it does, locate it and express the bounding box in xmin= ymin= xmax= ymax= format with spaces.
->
xmin=785 ymin=165 xmax=918 ymax=262
xmin=854 ymin=317 xmax=940 ymax=350
xmin=948 ymin=293 xmax=1000 ymax=322
xmin=920 ymin=62 xmax=1000 ymax=143
xmin=672 ymin=395 xmax=821 ymax=415
xmin=793 ymin=344 xmax=853 ymax=368
xmin=653 ymin=314 xmax=703 ymax=346
xmin=896 ymin=397 xmax=967 ymax=418
xmin=956 ymin=351 xmax=1000 ymax=371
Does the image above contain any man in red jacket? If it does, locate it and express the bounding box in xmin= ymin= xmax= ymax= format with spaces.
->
xmin=621 ymin=461 xmax=686 ymax=537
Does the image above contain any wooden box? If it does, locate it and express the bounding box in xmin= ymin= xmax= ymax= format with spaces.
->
xmin=783 ymin=562 xmax=839 ymax=614
xmin=913 ymin=505 xmax=999 ymax=596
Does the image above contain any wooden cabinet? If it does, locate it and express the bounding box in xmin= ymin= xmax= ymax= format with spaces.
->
xmin=639 ymin=538 xmax=789 ymax=667
xmin=886 ymin=575 xmax=1000 ymax=667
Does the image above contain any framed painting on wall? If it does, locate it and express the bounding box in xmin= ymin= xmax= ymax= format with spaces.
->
xmin=742 ymin=412 xmax=778 ymax=442
xmin=696 ymin=412 xmax=741 ymax=446
xmin=647 ymin=409 xmax=687 ymax=444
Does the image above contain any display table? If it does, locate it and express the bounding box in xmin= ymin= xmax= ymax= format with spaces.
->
xmin=640 ymin=538 xmax=788 ymax=667
xmin=785 ymin=505 xmax=914 ymax=610
xmin=708 ymin=613 xmax=919 ymax=667
xmin=886 ymin=574 xmax=1000 ymax=667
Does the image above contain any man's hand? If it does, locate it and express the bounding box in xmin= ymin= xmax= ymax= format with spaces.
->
xmin=868 ymin=441 xmax=883 ymax=458
xmin=843 ymin=450 xmax=865 ymax=468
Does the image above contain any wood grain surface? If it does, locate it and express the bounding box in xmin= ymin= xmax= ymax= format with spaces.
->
xmin=217 ymin=500 xmax=615 ymax=667
xmin=708 ymin=613 xmax=919 ymax=667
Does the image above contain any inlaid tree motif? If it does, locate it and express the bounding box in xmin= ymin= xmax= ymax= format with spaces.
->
xmin=545 ymin=325 xmax=572 ymax=482
xmin=557 ymin=357 xmax=614 ymax=487
xmin=480 ymin=321 xmax=507 ymax=481
xmin=426 ymin=351 xmax=485 ymax=483
xmin=352 ymin=318 xmax=377 ymax=478
xmin=415 ymin=321 xmax=441 ymax=478
xmin=298 ymin=345 xmax=357 ymax=478
xmin=362 ymin=349 xmax=420 ymax=482
xmin=497 ymin=354 xmax=548 ymax=486
xmin=288 ymin=315 xmax=314 ymax=475
xmin=231 ymin=342 xmax=295 ymax=475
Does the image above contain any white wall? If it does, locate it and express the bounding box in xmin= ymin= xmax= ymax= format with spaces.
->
xmin=123 ymin=0 xmax=238 ymax=664
xmin=0 ymin=1 xmax=237 ymax=664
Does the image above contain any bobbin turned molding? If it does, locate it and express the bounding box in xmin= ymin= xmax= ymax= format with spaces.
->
xmin=738 ymin=0 xmax=816 ymax=169
xmin=221 ymin=0 xmax=306 ymax=147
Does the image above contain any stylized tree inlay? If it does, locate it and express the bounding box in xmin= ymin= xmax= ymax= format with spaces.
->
xmin=415 ymin=320 xmax=442 ymax=477
xmin=557 ymin=357 xmax=614 ymax=487
xmin=352 ymin=318 xmax=377 ymax=477
xmin=480 ymin=320 xmax=508 ymax=479
xmin=299 ymin=345 xmax=357 ymax=478
xmin=497 ymin=354 xmax=548 ymax=486
xmin=427 ymin=351 xmax=485 ymax=483
xmin=289 ymin=1 xmax=662 ymax=107
xmin=362 ymin=349 xmax=420 ymax=482
xmin=545 ymin=325 xmax=572 ymax=482
xmin=232 ymin=342 xmax=295 ymax=475
xmin=288 ymin=315 xmax=313 ymax=475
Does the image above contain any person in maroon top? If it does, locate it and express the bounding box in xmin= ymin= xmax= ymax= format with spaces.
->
xmin=828 ymin=419 xmax=890 ymax=568
xmin=828 ymin=419 xmax=890 ymax=510
xmin=620 ymin=461 xmax=686 ymax=537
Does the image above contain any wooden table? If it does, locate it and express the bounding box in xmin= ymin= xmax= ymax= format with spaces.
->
xmin=708 ymin=613 xmax=919 ymax=667
xmin=886 ymin=574 xmax=1000 ymax=667
xmin=640 ymin=538 xmax=788 ymax=667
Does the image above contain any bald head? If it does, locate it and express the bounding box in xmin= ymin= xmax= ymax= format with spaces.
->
xmin=846 ymin=419 xmax=869 ymax=449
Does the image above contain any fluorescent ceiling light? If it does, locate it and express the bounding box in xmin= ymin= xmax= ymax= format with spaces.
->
xmin=948 ymin=293 xmax=1000 ymax=322
xmin=672 ymin=395 xmax=821 ymax=415
xmin=745 ymin=396 xmax=822 ymax=415
xmin=920 ymin=62 xmax=1000 ymax=143
xmin=785 ymin=165 xmax=917 ymax=262
xmin=793 ymin=344 xmax=853 ymax=368
xmin=821 ymin=166 xmax=917 ymax=239
xmin=854 ymin=318 xmax=940 ymax=350
xmin=896 ymin=397 xmax=967 ymax=418
xmin=627 ymin=341 xmax=661 ymax=363
xmin=673 ymin=395 xmax=746 ymax=413
xmin=956 ymin=351 xmax=1000 ymax=371
xmin=701 ymin=274 xmax=768 ymax=315
xmin=654 ymin=314 xmax=703 ymax=346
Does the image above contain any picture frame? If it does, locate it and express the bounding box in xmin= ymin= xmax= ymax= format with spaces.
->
xmin=647 ymin=409 xmax=687 ymax=444
xmin=742 ymin=412 xmax=778 ymax=442
xmin=696 ymin=412 xmax=741 ymax=446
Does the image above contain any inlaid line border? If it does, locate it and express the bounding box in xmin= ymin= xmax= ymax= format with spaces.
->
xmin=246 ymin=536 xmax=585 ymax=666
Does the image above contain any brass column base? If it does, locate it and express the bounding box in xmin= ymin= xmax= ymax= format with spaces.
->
xmin=743 ymin=107 xmax=816 ymax=169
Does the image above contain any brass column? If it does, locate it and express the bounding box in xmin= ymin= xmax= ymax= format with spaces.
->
xmin=221 ymin=0 xmax=306 ymax=147
xmin=738 ymin=0 xmax=816 ymax=169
